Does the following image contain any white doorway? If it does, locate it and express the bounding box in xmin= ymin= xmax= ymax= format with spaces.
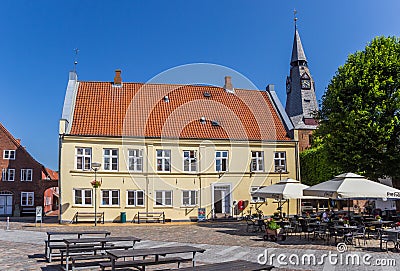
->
xmin=0 ymin=192 xmax=13 ymax=216
xmin=212 ymin=184 xmax=232 ymax=216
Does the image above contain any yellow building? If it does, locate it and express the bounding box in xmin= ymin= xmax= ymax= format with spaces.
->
xmin=59 ymin=71 xmax=299 ymax=223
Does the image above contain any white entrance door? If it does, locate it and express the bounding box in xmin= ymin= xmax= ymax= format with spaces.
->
xmin=212 ymin=184 xmax=231 ymax=215
xmin=0 ymin=195 xmax=13 ymax=215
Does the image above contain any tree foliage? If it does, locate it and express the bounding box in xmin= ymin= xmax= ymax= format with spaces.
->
xmin=300 ymin=144 xmax=341 ymax=186
xmin=315 ymin=36 xmax=400 ymax=181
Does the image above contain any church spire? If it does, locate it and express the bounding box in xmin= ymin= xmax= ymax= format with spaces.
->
xmin=290 ymin=12 xmax=307 ymax=67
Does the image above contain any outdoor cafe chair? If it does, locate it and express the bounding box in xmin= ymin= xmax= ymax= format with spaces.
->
xmin=299 ymin=219 xmax=314 ymax=240
xmin=381 ymin=231 xmax=399 ymax=252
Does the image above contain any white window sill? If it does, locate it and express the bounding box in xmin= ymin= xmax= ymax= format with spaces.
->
xmin=72 ymin=205 xmax=93 ymax=208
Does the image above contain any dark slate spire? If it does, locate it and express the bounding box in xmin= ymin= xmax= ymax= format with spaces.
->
xmin=290 ymin=27 xmax=307 ymax=66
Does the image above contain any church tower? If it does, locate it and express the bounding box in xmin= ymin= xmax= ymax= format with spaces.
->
xmin=285 ymin=14 xmax=318 ymax=151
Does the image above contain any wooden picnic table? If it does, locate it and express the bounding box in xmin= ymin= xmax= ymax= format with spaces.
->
xmin=45 ymin=230 xmax=110 ymax=262
xmin=379 ymin=228 xmax=400 ymax=250
xmin=166 ymin=260 xmax=274 ymax=271
xmin=106 ymin=245 xmax=205 ymax=271
xmin=62 ymin=236 xmax=140 ymax=270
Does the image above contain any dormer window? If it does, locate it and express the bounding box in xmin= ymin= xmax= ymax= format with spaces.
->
xmin=3 ymin=150 xmax=15 ymax=160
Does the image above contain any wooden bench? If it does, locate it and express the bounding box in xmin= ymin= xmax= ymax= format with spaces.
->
xmin=73 ymin=212 xmax=105 ymax=224
xmin=99 ymin=256 xmax=191 ymax=271
xmin=20 ymin=207 xmax=36 ymax=216
xmin=163 ymin=260 xmax=274 ymax=271
xmin=135 ymin=212 xmax=165 ymax=223
xmin=70 ymin=254 xmax=111 ymax=271
xmin=45 ymin=231 xmax=110 ymax=262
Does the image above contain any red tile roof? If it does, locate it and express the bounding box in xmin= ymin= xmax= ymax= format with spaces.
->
xmin=70 ymin=82 xmax=290 ymax=141
xmin=42 ymin=167 xmax=59 ymax=180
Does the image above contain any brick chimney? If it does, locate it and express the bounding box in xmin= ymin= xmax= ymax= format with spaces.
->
xmin=224 ymin=76 xmax=234 ymax=93
xmin=113 ymin=69 xmax=122 ymax=86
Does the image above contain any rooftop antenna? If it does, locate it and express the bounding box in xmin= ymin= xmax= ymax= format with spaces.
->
xmin=73 ymin=48 xmax=79 ymax=73
xmin=294 ymin=9 xmax=298 ymax=29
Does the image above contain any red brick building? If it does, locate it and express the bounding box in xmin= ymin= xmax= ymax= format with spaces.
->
xmin=0 ymin=122 xmax=58 ymax=216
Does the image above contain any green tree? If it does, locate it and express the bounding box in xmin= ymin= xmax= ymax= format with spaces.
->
xmin=316 ymin=36 xmax=400 ymax=185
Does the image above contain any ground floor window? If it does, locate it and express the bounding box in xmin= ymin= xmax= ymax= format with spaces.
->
xmin=182 ymin=190 xmax=198 ymax=206
xmin=74 ymin=189 xmax=92 ymax=206
xmin=101 ymin=190 xmax=120 ymax=206
xmin=21 ymin=192 xmax=34 ymax=206
xmin=127 ymin=190 xmax=144 ymax=206
xmin=155 ymin=190 xmax=172 ymax=206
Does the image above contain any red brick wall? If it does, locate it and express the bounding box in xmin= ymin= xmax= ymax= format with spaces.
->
xmin=0 ymin=127 xmax=57 ymax=216
xmin=297 ymin=129 xmax=314 ymax=152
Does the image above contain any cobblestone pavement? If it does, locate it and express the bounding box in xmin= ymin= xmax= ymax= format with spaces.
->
xmin=0 ymin=218 xmax=399 ymax=271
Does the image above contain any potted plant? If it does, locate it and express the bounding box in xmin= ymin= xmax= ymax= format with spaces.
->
xmin=91 ymin=180 xmax=102 ymax=188
xmin=265 ymin=218 xmax=281 ymax=241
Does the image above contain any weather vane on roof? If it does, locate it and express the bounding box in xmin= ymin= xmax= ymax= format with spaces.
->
xmin=294 ymin=9 xmax=298 ymax=28
xmin=73 ymin=48 xmax=79 ymax=73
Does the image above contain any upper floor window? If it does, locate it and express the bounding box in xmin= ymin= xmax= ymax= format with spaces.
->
xmin=128 ymin=149 xmax=143 ymax=172
xmin=20 ymin=169 xmax=33 ymax=182
xmin=74 ymin=189 xmax=92 ymax=206
xmin=215 ymin=151 xmax=228 ymax=172
xmin=21 ymin=192 xmax=34 ymax=206
xmin=183 ymin=150 xmax=197 ymax=172
xmin=156 ymin=150 xmax=171 ymax=172
xmin=3 ymin=150 xmax=15 ymax=160
xmin=76 ymin=147 xmax=92 ymax=170
xmin=127 ymin=190 xmax=144 ymax=206
xmin=2 ymin=169 xmax=15 ymax=181
xmin=155 ymin=190 xmax=172 ymax=206
xmin=104 ymin=149 xmax=118 ymax=171
xmin=274 ymin=152 xmax=286 ymax=172
xmin=182 ymin=190 xmax=198 ymax=206
xmin=101 ymin=190 xmax=120 ymax=206
xmin=251 ymin=151 xmax=264 ymax=172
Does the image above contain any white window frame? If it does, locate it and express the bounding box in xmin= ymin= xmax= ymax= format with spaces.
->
xmin=155 ymin=190 xmax=173 ymax=206
xmin=21 ymin=192 xmax=34 ymax=206
xmin=104 ymin=149 xmax=119 ymax=171
xmin=274 ymin=152 xmax=287 ymax=172
xmin=75 ymin=147 xmax=92 ymax=170
xmin=215 ymin=151 xmax=228 ymax=172
xmin=251 ymin=151 xmax=264 ymax=172
xmin=156 ymin=150 xmax=171 ymax=172
xmin=182 ymin=190 xmax=198 ymax=206
xmin=20 ymin=169 xmax=33 ymax=182
xmin=126 ymin=190 xmax=145 ymax=206
xmin=3 ymin=150 xmax=15 ymax=160
xmin=128 ymin=149 xmax=143 ymax=172
xmin=2 ymin=169 xmax=15 ymax=181
xmin=101 ymin=190 xmax=120 ymax=206
xmin=183 ymin=150 xmax=197 ymax=172
xmin=73 ymin=189 xmax=93 ymax=206
xmin=251 ymin=186 xmax=266 ymax=203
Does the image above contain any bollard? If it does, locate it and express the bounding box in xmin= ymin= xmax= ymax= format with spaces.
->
xmin=6 ymin=216 xmax=9 ymax=231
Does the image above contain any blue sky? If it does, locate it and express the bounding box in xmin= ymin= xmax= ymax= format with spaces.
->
xmin=0 ymin=1 xmax=399 ymax=170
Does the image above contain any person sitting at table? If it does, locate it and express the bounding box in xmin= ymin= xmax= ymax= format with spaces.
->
xmin=322 ymin=210 xmax=330 ymax=222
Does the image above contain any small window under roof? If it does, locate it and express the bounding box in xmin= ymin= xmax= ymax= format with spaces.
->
xmin=203 ymin=92 xmax=211 ymax=98
xmin=212 ymin=120 xmax=220 ymax=127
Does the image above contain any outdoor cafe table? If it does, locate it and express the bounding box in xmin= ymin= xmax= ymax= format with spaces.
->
xmin=106 ymin=245 xmax=206 ymax=271
xmin=333 ymin=225 xmax=357 ymax=244
xmin=379 ymin=228 xmax=400 ymax=250
xmin=62 ymin=236 xmax=141 ymax=270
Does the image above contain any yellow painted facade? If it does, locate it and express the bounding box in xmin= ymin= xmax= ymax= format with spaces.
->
xmin=59 ymin=134 xmax=299 ymax=222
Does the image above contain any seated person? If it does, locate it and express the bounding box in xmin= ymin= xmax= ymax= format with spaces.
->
xmin=322 ymin=210 xmax=330 ymax=222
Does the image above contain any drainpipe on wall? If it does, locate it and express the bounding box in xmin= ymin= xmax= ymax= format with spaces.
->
xmin=58 ymin=134 xmax=63 ymax=224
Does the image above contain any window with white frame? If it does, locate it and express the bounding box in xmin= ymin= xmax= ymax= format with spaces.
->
xmin=182 ymin=190 xmax=198 ymax=206
xmin=101 ymin=190 xmax=120 ymax=206
xmin=76 ymin=147 xmax=92 ymax=170
xmin=104 ymin=149 xmax=118 ymax=171
xmin=126 ymin=190 xmax=144 ymax=206
xmin=128 ymin=149 xmax=143 ymax=172
xmin=183 ymin=150 xmax=197 ymax=172
xmin=215 ymin=151 xmax=228 ymax=172
xmin=251 ymin=186 xmax=265 ymax=203
xmin=251 ymin=151 xmax=264 ymax=172
xmin=3 ymin=150 xmax=15 ymax=160
xmin=156 ymin=150 xmax=171 ymax=172
xmin=21 ymin=192 xmax=34 ymax=206
xmin=2 ymin=169 xmax=15 ymax=181
xmin=274 ymin=152 xmax=286 ymax=172
xmin=73 ymin=189 xmax=92 ymax=205
xmin=155 ymin=190 xmax=172 ymax=206
xmin=20 ymin=169 xmax=33 ymax=181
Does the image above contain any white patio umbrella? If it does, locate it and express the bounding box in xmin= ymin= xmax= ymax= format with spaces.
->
xmin=252 ymin=178 xmax=325 ymax=216
xmin=303 ymin=173 xmax=400 ymax=199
